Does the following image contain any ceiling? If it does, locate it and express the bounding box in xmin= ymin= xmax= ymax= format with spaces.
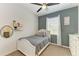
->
xmin=23 ymin=3 xmax=79 ymax=16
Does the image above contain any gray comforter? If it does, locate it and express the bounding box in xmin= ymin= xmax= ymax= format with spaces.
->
xmin=19 ymin=35 xmax=49 ymax=55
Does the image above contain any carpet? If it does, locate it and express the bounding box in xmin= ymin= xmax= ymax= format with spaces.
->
xmin=7 ymin=44 xmax=71 ymax=56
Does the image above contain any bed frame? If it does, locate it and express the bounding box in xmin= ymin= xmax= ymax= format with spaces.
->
xmin=17 ymin=39 xmax=50 ymax=56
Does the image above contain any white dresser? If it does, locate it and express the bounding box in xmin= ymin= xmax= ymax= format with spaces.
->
xmin=69 ymin=34 xmax=79 ymax=56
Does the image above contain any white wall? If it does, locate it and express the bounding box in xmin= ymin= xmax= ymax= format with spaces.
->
xmin=0 ymin=3 xmax=38 ymax=55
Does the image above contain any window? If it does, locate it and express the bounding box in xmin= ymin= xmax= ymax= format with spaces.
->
xmin=46 ymin=16 xmax=59 ymax=35
xmin=46 ymin=15 xmax=61 ymax=45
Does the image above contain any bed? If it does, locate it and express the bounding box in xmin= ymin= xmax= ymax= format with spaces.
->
xmin=17 ymin=29 xmax=50 ymax=56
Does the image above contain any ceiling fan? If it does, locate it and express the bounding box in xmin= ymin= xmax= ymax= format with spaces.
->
xmin=32 ymin=3 xmax=59 ymax=13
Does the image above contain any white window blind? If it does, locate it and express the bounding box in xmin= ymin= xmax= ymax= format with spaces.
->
xmin=46 ymin=16 xmax=59 ymax=35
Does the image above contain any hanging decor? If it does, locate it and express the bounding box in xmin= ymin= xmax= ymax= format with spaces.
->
xmin=13 ymin=20 xmax=22 ymax=31
xmin=0 ymin=25 xmax=13 ymax=38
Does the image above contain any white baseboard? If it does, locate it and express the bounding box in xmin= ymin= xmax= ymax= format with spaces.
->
xmin=50 ymin=43 xmax=69 ymax=48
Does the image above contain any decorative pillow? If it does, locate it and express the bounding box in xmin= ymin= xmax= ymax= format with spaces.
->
xmin=35 ymin=29 xmax=50 ymax=37
xmin=35 ymin=32 xmax=45 ymax=37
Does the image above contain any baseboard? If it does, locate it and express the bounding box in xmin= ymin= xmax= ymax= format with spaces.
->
xmin=50 ymin=43 xmax=69 ymax=49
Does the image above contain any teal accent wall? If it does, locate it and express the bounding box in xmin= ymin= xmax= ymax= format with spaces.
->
xmin=38 ymin=16 xmax=46 ymax=29
xmin=38 ymin=7 xmax=78 ymax=46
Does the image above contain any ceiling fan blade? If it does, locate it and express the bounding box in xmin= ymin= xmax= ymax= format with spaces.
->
xmin=47 ymin=3 xmax=59 ymax=6
xmin=37 ymin=7 xmax=42 ymax=12
xmin=32 ymin=3 xmax=42 ymax=6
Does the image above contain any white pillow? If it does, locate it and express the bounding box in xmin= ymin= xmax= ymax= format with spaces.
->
xmin=36 ymin=29 xmax=50 ymax=37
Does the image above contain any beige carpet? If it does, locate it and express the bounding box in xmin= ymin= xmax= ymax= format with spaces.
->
xmin=7 ymin=44 xmax=71 ymax=56
xmin=7 ymin=50 xmax=25 ymax=56
xmin=40 ymin=44 xmax=71 ymax=56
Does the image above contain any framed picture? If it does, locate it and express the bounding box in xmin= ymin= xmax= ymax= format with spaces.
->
xmin=64 ymin=16 xmax=70 ymax=25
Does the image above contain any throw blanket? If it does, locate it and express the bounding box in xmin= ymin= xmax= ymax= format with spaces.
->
xmin=19 ymin=35 xmax=49 ymax=55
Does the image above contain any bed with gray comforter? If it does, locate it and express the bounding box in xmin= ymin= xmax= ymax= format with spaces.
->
xmin=19 ymin=35 xmax=49 ymax=55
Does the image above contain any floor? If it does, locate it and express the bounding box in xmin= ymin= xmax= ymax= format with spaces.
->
xmin=40 ymin=44 xmax=71 ymax=56
xmin=7 ymin=44 xmax=71 ymax=56
xmin=7 ymin=50 xmax=25 ymax=56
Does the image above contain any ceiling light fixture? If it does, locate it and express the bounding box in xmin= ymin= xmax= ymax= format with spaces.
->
xmin=42 ymin=3 xmax=47 ymax=9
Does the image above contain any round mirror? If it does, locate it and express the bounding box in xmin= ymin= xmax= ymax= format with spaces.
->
xmin=0 ymin=25 xmax=13 ymax=38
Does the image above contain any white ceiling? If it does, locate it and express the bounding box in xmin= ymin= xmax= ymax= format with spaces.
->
xmin=23 ymin=3 xmax=79 ymax=16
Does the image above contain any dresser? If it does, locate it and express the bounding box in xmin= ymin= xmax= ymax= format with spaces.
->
xmin=69 ymin=34 xmax=79 ymax=56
